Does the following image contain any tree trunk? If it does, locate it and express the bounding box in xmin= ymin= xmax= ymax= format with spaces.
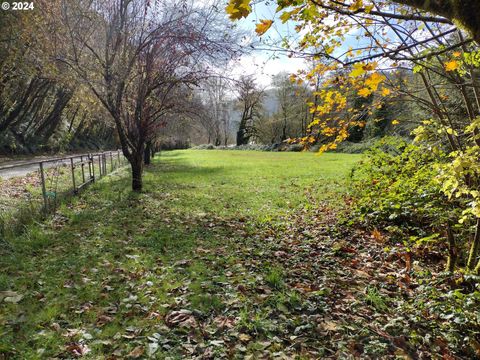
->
xmin=131 ymin=155 xmax=143 ymax=192
xmin=446 ymin=224 xmax=457 ymax=273
xmin=393 ymin=0 xmax=480 ymax=43
xmin=236 ymin=128 xmax=249 ymax=146
xmin=144 ymin=141 xmax=152 ymax=165
xmin=467 ymin=218 xmax=480 ymax=269
xmin=281 ymin=118 xmax=287 ymax=141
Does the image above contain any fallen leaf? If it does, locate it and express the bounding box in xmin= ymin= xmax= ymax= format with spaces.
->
xmin=239 ymin=333 xmax=251 ymax=342
xmin=1 ymin=291 xmax=23 ymax=303
xmin=319 ymin=321 xmax=340 ymax=331
xmin=165 ymin=310 xmax=197 ymax=328
xmin=127 ymin=346 xmax=144 ymax=358
xmin=66 ymin=343 xmax=90 ymax=357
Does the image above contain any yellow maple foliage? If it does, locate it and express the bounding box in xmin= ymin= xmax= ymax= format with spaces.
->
xmin=444 ymin=60 xmax=459 ymax=72
xmin=358 ymin=88 xmax=372 ymax=97
xmin=349 ymin=0 xmax=363 ymax=12
xmin=349 ymin=63 xmax=366 ymax=78
xmin=255 ymin=19 xmax=273 ymax=36
xmin=225 ymin=0 xmax=251 ymax=20
xmin=364 ymin=72 xmax=386 ymax=91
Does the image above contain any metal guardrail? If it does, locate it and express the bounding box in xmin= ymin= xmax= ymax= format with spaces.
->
xmin=0 ymin=150 xmax=128 ymax=215
xmin=40 ymin=150 xmax=128 ymax=213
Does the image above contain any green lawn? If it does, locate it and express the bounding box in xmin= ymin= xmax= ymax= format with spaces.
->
xmin=142 ymin=150 xmax=360 ymax=218
xmin=1 ymin=150 xmax=475 ymax=358
xmin=1 ymin=150 xmax=361 ymax=359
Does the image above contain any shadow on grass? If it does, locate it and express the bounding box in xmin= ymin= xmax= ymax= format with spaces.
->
xmin=0 ymin=162 xmax=246 ymax=357
xmin=147 ymin=157 xmax=226 ymax=176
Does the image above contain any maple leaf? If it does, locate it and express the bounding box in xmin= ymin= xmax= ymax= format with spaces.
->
xmin=444 ymin=60 xmax=459 ymax=72
xmin=255 ymin=19 xmax=273 ymax=36
xmin=349 ymin=0 xmax=363 ymax=12
xmin=225 ymin=0 xmax=251 ymax=20
xmin=358 ymin=88 xmax=371 ymax=97
xmin=381 ymin=87 xmax=391 ymax=96
xmin=365 ymin=72 xmax=386 ymax=91
xmin=349 ymin=63 xmax=366 ymax=77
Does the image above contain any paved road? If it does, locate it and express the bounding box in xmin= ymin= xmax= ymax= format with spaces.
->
xmin=0 ymin=152 xmax=120 ymax=179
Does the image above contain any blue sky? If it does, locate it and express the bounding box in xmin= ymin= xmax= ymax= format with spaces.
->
xmin=229 ymin=1 xmax=369 ymax=87
xmin=229 ymin=1 xmax=308 ymax=87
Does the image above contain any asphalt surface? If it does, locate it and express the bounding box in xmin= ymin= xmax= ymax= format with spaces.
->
xmin=1 ymin=157 xmax=77 ymax=180
xmin=0 ymin=152 xmax=118 ymax=180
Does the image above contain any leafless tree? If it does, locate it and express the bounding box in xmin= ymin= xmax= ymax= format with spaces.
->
xmin=236 ymin=76 xmax=264 ymax=146
xmin=55 ymin=0 xmax=241 ymax=190
xmin=197 ymin=77 xmax=231 ymax=145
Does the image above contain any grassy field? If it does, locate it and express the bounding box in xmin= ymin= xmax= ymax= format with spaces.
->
xmin=2 ymin=150 xmax=470 ymax=358
xmin=0 ymin=150 xmax=361 ymax=358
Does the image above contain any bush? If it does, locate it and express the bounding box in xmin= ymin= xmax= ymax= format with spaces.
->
xmin=159 ymin=138 xmax=190 ymax=150
xmin=350 ymin=137 xmax=465 ymax=255
xmin=192 ymin=144 xmax=216 ymax=150
xmin=334 ymin=139 xmax=379 ymax=153
xmin=285 ymin=143 xmax=304 ymax=152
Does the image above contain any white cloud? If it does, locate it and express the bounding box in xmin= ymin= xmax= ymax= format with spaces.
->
xmin=230 ymin=51 xmax=307 ymax=88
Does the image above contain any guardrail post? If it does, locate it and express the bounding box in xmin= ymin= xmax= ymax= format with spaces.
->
xmin=70 ymin=158 xmax=77 ymax=194
xmin=98 ymin=155 xmax=102 ymax=178
xmin=39 ymin=162 xmax=48 ymax=213
xmin=80 ymin=156 xmax=85 ymax=183
xmin=110 ymin=152 xmax=113 ymax=172
xmin=91 ymin=155 xmax=95 ymax=181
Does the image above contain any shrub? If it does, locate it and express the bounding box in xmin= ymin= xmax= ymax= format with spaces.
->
xmin=192 ymin=144 xmax=216 ymax=150
xmin=350 ymin=137 xmax=467 ymax=268
xmin=334 ymin=139 xmax=379 ymax=153
xmin=285 ymin=143 xmax=304 ymax=152
xmin=159 ymin=138 xmax=190 ymax=150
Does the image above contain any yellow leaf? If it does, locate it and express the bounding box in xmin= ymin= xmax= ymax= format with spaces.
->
xmin=255 ymin=19 xmax=273 ymax=36
xmin=391 ymin=119 xmax=399 ymax=125
xmin=349 ymin=0 xmax=363 ymax=12
xmin=349 ymin=62 xmax=377 ymax=78
xmin=225 ymin=0 xmax=251 ymax=20
xmin=445 ymin=60 xmax=459 ymax=72
xmin=363 ymin=62 xmax=377 ymax=71
xmin=381 ymin=88 xmax=391 ymax=96
xmin=349 ymin=63 xmax=366 ymax=78
xmin=364 ymin=72 xmax=386 ymax=91
xmin=364 ymin=5 xmax=374 ymax=13
xmin=453 ymin=51 xmax=462 ymax=58
xmin=358 ymin=88 xmax=371 ymax=97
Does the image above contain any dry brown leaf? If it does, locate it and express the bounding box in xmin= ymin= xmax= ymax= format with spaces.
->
xmin=165 ymin=310 xmax=197 ymax=328
xmin=127 ymin=346 xmax=144 ymax=359
xmin=238 ymin=333 xmax=251 ymax=342
xmin=319 ymin=320 xmax=340 ymax=331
